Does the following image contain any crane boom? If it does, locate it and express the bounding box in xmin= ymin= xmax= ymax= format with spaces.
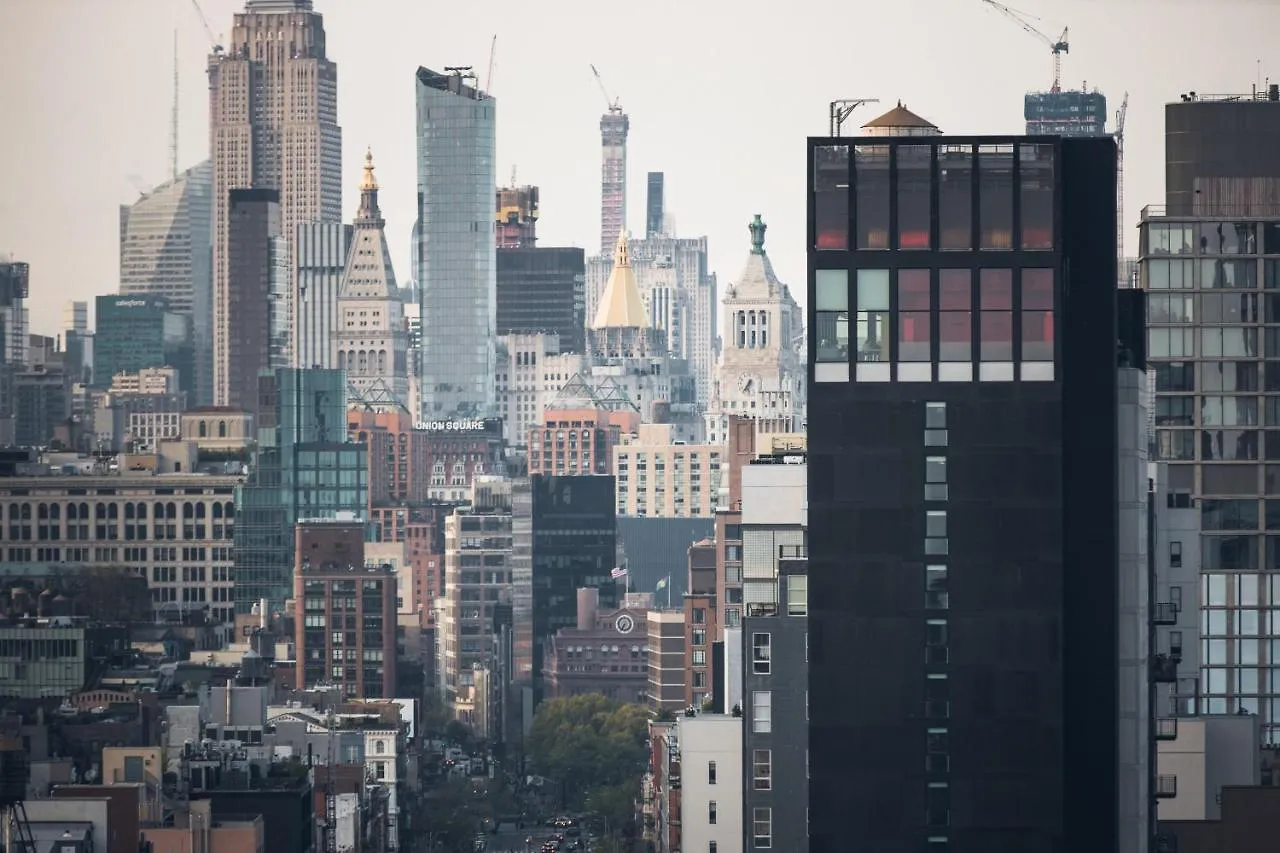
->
xmin=486 ymin=34 xmax=497 ymax=94
xmin=590 ymin=64 xmax=622 ymax=114
xmin=189 ymin=0 xmax=223 ymax=55
xmin=1115 ymin=92 xmax=1130 ymax=285
xmin=979 ymin=0 xmax=1068 ymax=92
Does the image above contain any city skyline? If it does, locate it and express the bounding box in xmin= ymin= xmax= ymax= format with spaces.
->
xmin=3 ymin=0 xmax=1276 ymax=336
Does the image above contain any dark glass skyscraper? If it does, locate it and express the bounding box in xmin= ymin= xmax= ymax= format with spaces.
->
xmin=806 ymin=114 xmax=1147 ymax=852
xmin=496 ymin=247 xmax=586 ymax=353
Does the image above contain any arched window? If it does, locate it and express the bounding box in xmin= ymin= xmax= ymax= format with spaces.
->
xmin=375 ymin=741 xmax=386 ymax=755
xmin=199 ymin=421 xmax=208 ymax=438
xmin=378 ymin=350 xmax=387 ymax=373
xmin=337 ymin=351 xmax=346 ymax=370
xmin=218 ymin=421 xmax=227 ymax=438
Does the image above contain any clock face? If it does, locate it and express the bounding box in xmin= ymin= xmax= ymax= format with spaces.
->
xmin=738 ymin=374 xmax=756 ymax=393
xmin=615 ymin=614 xmax=635 ymax=635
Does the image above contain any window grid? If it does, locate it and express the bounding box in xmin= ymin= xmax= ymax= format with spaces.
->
xmin=924 ymin=402 xmax=951 ymax=832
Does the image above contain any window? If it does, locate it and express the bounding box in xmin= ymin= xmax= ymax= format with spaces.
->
xmin=1019 ymin=143 xmax=1054 ymax=250
xmin=926 ymin=618 xmax=949 ymax=664
xmin=855 ymin=270 xmax=890 ymax=364
xmin=855 ymin=144 xmax=890 ymax=249
xmin=1149 ymin=293 xmax=1195 ymax=324
xmin=752 ymin=633 xmax=772 ymax=674
xmin=710 ymin=844 xmax=717 ymax=853
xmin=926 ymin=565 xmax=949 ymax=610
xmin=815 ymin=270 xmax=849 ymax=363
xmin=1146 ymin=259 xmax=1195 ymax=290
xmin=1021 ymin=268 xmax=1054 ymax=362
xmin=752 ymin=807 xmax=773 ymax=849
xmin=708 ymin=760 xmax=717 ymax=785
xmin=786 ymin=574 xmax=808 ymax=616
xmin=708 ymin=800 xmax=717 ymax=825
xmin=927 ymin=727 xmax=950 ymax=772
xmin=978 ymin=143 xmax=1014 ymax=249
xmin=925 ymin=455 xmax=948 ymax=501
xmin=938 ymin=270 xmax=972 ymax=362
xmin=938 ymin=145 xmax=972 ymax=250
xmin=1199 ymin=221 xmax=1257 ymax=255
xmin=752 ymin=690 xmax=772 ymax=733
xmin=926 ymin=510 xmax=948 ymax=555
xmin=813 ymin=146 xmax=848 ymax=250
xmin=898 ymin=269 xmax=931 ymax=362
xmin=1149 ymin=328 xmax=1195 ymax=358
xmin=897 ymin=145 xmax=932 ymax=249
xmin=979 ymin=269 xmax=1013 ymax=361
xmin=753 ymin=749 xmax=772 ymax=791
xmin=1202 ymin=258 xmax=1258 ymax=289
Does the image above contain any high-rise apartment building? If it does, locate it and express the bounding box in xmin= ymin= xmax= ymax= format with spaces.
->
xmin=294 ymin=519 xmax=397 ymax=699
xmin=224 ymin=189 xmax=286 ymax=416
xmin=334 ymin=149 xmax=408 ymax=410
xmin=413 ymin=67 xmax=496 ymax=420
xmin=1143 ymin=87 xmax=1280 ymax=744
xmin=119 ymin=161 xmax=213 ymax=404
xmin=600 ymin=107 xmax=629 ymax=255
xmin=294 ymin=222 xmax=353 ymax=370
xmin=209 ymin=0 xmax=341 ymax=404
xmin=806 ymin=107 xmax=1147 ymax=851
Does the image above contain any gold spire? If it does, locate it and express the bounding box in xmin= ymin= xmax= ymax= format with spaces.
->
xmin=590 ymin=231 xmax=648 ymax=329
xmin=361 ymin=146 xmax=378 ymax=191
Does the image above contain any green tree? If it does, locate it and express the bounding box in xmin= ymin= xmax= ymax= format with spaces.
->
xmin=525 ymin=694 xmax=649 ymax=831
xmin=419 ymin=778 xmax=483 ymax=851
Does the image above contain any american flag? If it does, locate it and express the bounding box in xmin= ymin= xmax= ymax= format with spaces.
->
xmin=610 ymin=567 xmax=628 ymax=579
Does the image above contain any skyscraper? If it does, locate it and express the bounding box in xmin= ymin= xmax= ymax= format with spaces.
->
xmin=805 ymin=107 xmax=1147 ymax=851
xmin=334 ymin=149 xmax=408 ymax=409
xmin=118 ymin=161 xmax=212 ymax=403
xmin=208 ymin=0 xmax=341 ymax=405
xmin=646 ymin=172 xmax=664 ymax=239
xmin=294 ymin=222 xmax=353 ymax=370
xmin=600 ymin=107 xmax=629 ymax=254
xmin=225 ymin=188 xmax=284 ymax=415
xmin=413 ymin=66 xmax=496 ymax=420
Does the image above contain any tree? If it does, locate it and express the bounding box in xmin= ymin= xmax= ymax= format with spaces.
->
xmin=444 ymin=719 xmax=472 ymax=748
xmin=525 ymin=694 xmax=649 ymax=825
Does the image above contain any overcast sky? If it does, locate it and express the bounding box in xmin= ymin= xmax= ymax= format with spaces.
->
xmin=2 ymin=0 xmax=1277 ymax=336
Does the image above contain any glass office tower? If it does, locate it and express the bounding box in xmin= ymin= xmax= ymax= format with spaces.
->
xmin=413 ymin=67 xmax=496 ymax=420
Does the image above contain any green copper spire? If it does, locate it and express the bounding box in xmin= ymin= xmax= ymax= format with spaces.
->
xmin=749 ymin=214 xmax=766 ymax=255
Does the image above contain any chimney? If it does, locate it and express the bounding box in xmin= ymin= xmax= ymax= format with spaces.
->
xmin=576 ymin=587 xmax=599 ymax=631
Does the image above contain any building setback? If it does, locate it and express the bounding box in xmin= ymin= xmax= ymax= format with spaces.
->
xmin=806 ymin=107 xmax=1146 ymax=852
xmin=413 ymin=67 xmax=496 ymax=420
xmin=208 ymin=0 xmax=342 ymax=405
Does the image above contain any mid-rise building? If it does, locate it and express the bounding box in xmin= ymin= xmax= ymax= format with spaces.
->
xmin=646 ymin=609 xmax=686 ymax=714
xmin=544 ymin=587 xmax=648 ymax=702
xmin=674 ymin=714 xmax=743 ymax=853
xmin=119 ymin=161 xmax=214 ymax=404
xmin=294 ymin=519 xmax=397 ymax=699
xmin=494 ymin=333 xmax=587 ymax=450
xmin=706 ymin=216 xmax=805 ymax=443
xmin=209 ymin=0 xmax=342 ymax=405
xmin=414 ymin=67 xmax=496 ymax=420
xmin=528 ymin=405 xmax=638 ymax=476
xmin=683 ymin=539 xmax=717 ymax=708
xmin=806 ymin=108 xmax=1146 ymax=851
xmin=294 ymin=222 xmax=353 ymax=370
xmin=93 ymin=295 xmax=193 ymax=399
xmin=612 ymin=424 xmax=723 ymax=518
xmin=334 ymin=149 xmax=408 ymax=410
xmin=496 ymin=247 xmax=586 ymax=354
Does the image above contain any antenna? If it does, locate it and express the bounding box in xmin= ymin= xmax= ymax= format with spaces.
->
xmin=171 ymin=29 xmax=179 ymax=181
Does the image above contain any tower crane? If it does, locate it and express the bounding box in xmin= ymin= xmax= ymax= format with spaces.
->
xmin=1115 ymin=92 xmax=1130 ymax=285
xmin=189 ymin=0 xmax=223 ymax=55
xmin=486 ymin=34 xmax=497 ymax=94
xmin=590 ymin=64 xmax=624 ymax=115
xmin=979 ymin=0 xmax=1068 ymax=93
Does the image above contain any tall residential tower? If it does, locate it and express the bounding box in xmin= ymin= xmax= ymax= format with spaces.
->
xmin=208 ymin=0 xmax=342 ymax=404
xmin=600 ymin=107 xmax=629 ymax=254
xmin=413 ymin=66 xmax=496 ymax=420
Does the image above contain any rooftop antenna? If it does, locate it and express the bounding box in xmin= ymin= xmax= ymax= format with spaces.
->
xmin=170 ymin=29 xmax=179 ymax=181
xmin=829 ymin=99 xmax=880 ymax=136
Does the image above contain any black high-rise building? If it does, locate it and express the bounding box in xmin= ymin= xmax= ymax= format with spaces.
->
xmin=646 ymin=172 xmax=665 ymax=238
xmin=530 ymin=474 xmax=617 ymax=701
xmin=496 ymin=247 xmax=586 ymax=353
xmin=805 ymin=108 xmax=1147 ymax=853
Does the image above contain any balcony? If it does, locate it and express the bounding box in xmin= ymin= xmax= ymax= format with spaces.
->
xmin=1152 ymin=603 xmax=1180 ymax=626
xmin=1155 ymin=775 xmax=1178 ymax=798
xmin=1151 ymin=653 xmax=1180 ymax=683
xmin=1155 ymin=717 xmax=1178 ymax=741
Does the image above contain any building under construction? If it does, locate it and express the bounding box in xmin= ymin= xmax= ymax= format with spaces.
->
xmin=495 ymin=184 xmax=538 ymax=248
xmin=1025 ymin=88 xmax=1108 ymax=136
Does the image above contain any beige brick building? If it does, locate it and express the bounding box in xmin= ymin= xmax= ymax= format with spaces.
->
xmin=613 ymin=423 xmax=723 ymax=518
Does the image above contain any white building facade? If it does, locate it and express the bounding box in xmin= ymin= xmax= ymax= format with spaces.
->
xmin=677 ymin=714 xmax=744 ymax=853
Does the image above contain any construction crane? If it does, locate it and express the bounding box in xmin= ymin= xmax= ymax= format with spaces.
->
xmin=1115 ymin=92 xmax=1130 ymax=285
xmin=979 ymin=0 xmax=1068 ymax=93
xmin=590 ymin=64 xmax=623 ymax=114
xmin=829 ymin=99 xmax=881 ymax=136
xmin=189 ymin=0 xmax=223 ymax=55
xmin=486 ymin=34 xmax=497 ymax=94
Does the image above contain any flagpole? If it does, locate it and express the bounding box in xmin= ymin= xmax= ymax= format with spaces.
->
xmin=667 ymin=574 xmax=671 ymax=609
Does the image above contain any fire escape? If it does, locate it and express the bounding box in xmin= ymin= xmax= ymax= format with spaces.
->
xmin=1147 ymin=477 xmax=1181 ymax=853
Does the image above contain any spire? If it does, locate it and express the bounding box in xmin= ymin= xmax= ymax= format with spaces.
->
xmin=590 ymin=231 xmax=648 ymax=329
xmin=356 ymin=147 xmax=382 ymax=224
xmin=361 ymin=147 xmax=378 ymax=191
xmin=749 ymin=214 xmax=767 ymax=255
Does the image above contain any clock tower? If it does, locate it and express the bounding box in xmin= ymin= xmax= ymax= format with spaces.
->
xmin=706 ymin=215 xmax=805 ymax=443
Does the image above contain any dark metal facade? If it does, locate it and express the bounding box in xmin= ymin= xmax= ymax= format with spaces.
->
xmin=805 ymin=134 xmax=1123 ymax=852
xmin=495 ymin=247 xmax=586 ymax=354
xmin=1166 ymin=96 xmax=1280 ymax=216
